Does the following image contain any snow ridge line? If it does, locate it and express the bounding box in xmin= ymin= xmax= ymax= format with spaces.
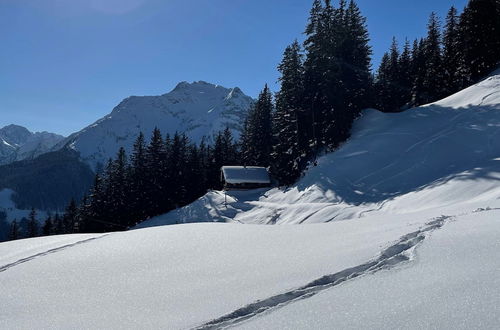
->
xmin=193 ymin=216 xmax=451 ymax=330
xmin=0 ymin=235 xmax=108 ymax=273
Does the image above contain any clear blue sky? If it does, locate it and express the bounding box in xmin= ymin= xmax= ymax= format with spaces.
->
xmin=0 ymin=0 xmax=468 ymax=136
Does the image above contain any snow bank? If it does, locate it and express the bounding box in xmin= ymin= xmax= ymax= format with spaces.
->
xmin=240 ymin=209 xmax=500 ymax=330
xmin=0 ymin=213 xmax=439 ymax=329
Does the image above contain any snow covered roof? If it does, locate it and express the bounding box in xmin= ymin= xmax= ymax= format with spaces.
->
xmin=221 ymin=166 xmax=271 ymax=184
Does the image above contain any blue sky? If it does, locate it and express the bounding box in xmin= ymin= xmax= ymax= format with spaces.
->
xmin=0 ymin=0 xmax=468 ymax=136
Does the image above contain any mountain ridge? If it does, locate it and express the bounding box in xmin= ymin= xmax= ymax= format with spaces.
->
xmin=54 ymin=81 xmax=254 ymax=170
xmin=0 ymin=124 xmax=64 ymax=166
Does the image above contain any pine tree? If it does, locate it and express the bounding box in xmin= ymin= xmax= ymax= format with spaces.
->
xmin=43 ymin=215 xmax=53 ymax=236
xmin=81 ymin=174 xmax=105 ymax=233
xmin=303 ymin=0 xmax=372 ymax=149
xmin=241 ymin=85 xmax=273 ymax=166
xmin=459 ymin=0 xmax=500 ymax=84
xmin=9 ymin=220 xmax=19 ymax=240
xmin=411 ymin=38 xmax=427 ymax=105
xmin=54 ymin=213 xmax=64 ymax=234
xmin=421 ymin=12 xmax=444 ymax=103
xmin=63 ymin=198 xmax=78 ymax=234
xmin=443 ymin=6 xmax=464 ymax=94
xmin=129 ymin=132 xmax=148 ymax=224
xmin=375 ymin=38 xmax=402 ymax=112
xmin=339 ymin=0 xmax=373 ymax=122
xmin=398 ymin=39 xmax=413 ymax=108
xmin=108 ymin=147 xmax=129 ymax=228
xmin=27 ymin=208 xmax=38 ymax=238
xmin=303 ymin=0 xmax=327 ymax=150
xmin=271 ymin=40 xmax=306 ymax=185
xmin=145 ymin=127 xmax=166 ymax=216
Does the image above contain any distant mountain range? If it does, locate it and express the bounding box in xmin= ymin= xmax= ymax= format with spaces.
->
xmin=0 ymin=81 xmax=253 ymax=214
xmin=0 ymin=125 xmax=64 ymax=165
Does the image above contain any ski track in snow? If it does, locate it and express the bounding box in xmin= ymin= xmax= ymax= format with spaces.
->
xmin=0 ymin=235 xmax=108 ymax=273
xmin=193 ymin=216 xmax=451 ymax=330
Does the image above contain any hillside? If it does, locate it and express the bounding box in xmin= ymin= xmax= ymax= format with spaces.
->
xmin=0 ymin=149 xmax=94 ymax=212
xmin=1 ymin=71 xmax=499 ymax=328
xmin=55 ymin=81 xmax=254 ymax=169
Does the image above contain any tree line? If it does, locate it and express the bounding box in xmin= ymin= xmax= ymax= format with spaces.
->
xmin=375 ymin=1 xmax=500 ymax=112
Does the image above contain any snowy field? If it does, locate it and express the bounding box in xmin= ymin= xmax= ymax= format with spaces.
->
xmin=1 ymin=71 xmax=500 ymax=329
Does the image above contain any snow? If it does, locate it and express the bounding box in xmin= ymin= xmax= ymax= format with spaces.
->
xmin=1 ymin=71 xmax=500 ymax=328
xmin=54 ymin=82 xmax=254 ymax=170
xmin=221 ymin=166 xmax=271 ymax=184
xmin=240 ymin=210 xmax=500 ymax=330
xmin=0 ymin=214 xmax=443 ymax=329
xmin=0 ymin=125 xmax=64 ymax=165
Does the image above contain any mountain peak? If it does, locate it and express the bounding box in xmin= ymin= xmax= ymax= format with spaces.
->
xmin=170 ymin=80 xmax=238 ymax=94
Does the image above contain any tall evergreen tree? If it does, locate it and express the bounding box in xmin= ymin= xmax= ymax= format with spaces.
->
xmin=271 ymin=40 xmax=306 ymax=185
xmin=443 ymin=6 xmax=464 ymax=94
xmin=9 ymin=219 xmax=19 ymax=240
xmin=241 ymin=85 xmax=273 ymax=166
xmin=411 ymin=38 xmax=427 ymax=105
xmin=421 ymin=12 xmax=444 ymax=103
xmin=27 ymin=208 xmax=38 ymax=238
xmin=42 ymin=215 xmax=53 ymax=236
xmin=459 ymin=0 xmax=500 ymax=83
xmin=63 ymin=198 xmax=78 ymax=234
xmin=145 ymin=128 xmax=166 ymax=216
xmin=129 ymin=132 xmax=148 ymax=224
xmin=303 ymin=0 xmax=372 ymax=149
xmin=398 ymin=39 xmax=413 ymax=108
xmin=375 ymin=38 xmax=402 ymax=112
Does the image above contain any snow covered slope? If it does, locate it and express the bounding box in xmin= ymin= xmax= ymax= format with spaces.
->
xmin=138 ymin=70 xmax=500 ymax=227
xmin=1 ymin=203 xmax=499 ymax=329
xmin=0 ymin=125 xmax=64 ymax=165
xmin=55 ymin=82 xmax=253 ymax=169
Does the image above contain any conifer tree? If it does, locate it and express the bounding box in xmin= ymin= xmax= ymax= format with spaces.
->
xmin=443 ymin=6 xmax=464 ymax=94
xmin=411 ymin=38 xmax=427 ymax=105
xmin=63 ymin=198 xmax=78 ymax=234
xmin=54 ymin=213 xmax=64 ymax=234
xmin=43 ymin=215 xmax=53 ymax=236
xmin=421 ymin=12 xmax=444 ymax=103
xmin=375 ymin=38 xmax=402 ymax=112
xmin=129 ymin=132 xmax=148 ymax=223
xmin=9 ymin=219 xmax=19 ymax=241
xmin=398 ymin=39 xmax=413 ymax=108
xmin=145 ymin=127 xmax=165 ymax=216
xmin=459 ymin=0 xmax=500 ymax=83
xmin=26 ymin=208 xmax=38 ymax=238
xmin=241 ymin=85 xmax=273 ymax=166
xmin=271 ymin=40 xmax=305 ymax=185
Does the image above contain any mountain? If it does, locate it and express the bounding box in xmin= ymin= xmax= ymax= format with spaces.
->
xmin=55 ymin=81 xmax=254 ymax=169
xmin=0 ymin=124 xmax=64 ymax=165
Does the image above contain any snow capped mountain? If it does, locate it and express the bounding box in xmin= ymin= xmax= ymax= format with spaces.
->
xmin=0 ymin=125 xmax=64 ymax=165
xmin=56 ymin=81 xmax=254 ymax=169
